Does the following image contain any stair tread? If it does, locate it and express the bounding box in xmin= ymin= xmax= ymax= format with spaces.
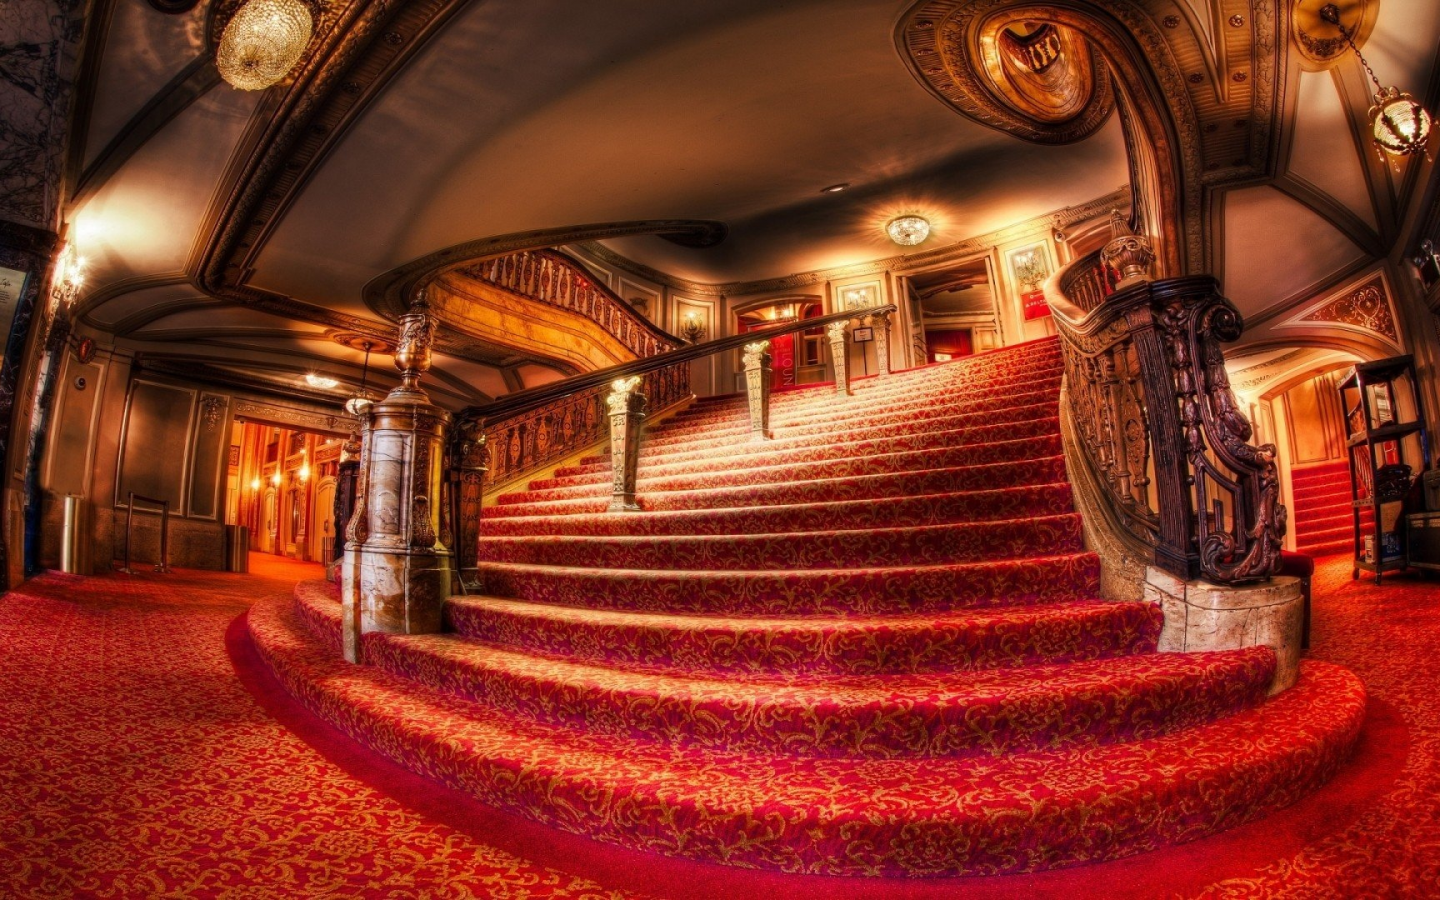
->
xmin=251 ymin=594 xmax=1366 ymax=877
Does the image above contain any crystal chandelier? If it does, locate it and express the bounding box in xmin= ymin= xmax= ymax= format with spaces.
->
xmin=1319 ymin=4 xmax=1432 ymax=163
xmin=216 ymin=0 xmax=314 ymax=91
xmin=886 ymin=215 xmax=931 ymax=246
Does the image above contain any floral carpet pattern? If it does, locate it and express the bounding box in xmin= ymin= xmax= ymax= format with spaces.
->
xmin=254 ymin=340 xmax=1366 ymax=878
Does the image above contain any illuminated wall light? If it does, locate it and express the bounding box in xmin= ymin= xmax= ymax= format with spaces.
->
xmin=886 ymin=215 xmax=931 ymax=246
xmin=250 ymin=478 xmax=261 ymax=491
xmin=271 ymin=472 xmax=282 ymax=486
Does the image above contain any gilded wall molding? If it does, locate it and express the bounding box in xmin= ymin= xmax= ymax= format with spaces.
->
xmin=1284 ymin=271 xmax=1400 ymax=346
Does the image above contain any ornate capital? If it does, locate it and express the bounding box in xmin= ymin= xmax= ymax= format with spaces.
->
xmin=826 ymin=321 xmax=848 ymax=342
xmin=1101 ymin=213 xmax=1155 ymax=287
xmin=742 ymin=340 xmax=772 ymax=370
xmin=607 ymin=375 xmax=646 ymax=416
xmin=393 ymin=290 xmax=436 ymax=395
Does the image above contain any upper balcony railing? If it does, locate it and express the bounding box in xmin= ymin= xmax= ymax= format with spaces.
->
xmin=1046 ymin=233 xmax=1285 ymax=584
xmin=461 ymin=250 xmax=682 ymax=360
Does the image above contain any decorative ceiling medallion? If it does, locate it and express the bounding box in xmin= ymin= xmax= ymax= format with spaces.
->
xmin=1283 ymin=271 xmax=1400 ymax=346
xmin=898 ymin=1 xmax=1115 ymax=143
xmin=328 ymin=330 xmax=394 ymax=355
xmin=1291 ymin=0 xmax=1377 ymax=70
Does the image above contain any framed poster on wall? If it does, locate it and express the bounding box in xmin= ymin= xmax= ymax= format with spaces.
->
xmin=1005 ymin=243 xmax=1054 ymax=320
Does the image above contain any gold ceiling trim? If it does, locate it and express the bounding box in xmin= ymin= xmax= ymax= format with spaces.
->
xmin=1291 ymin=0 xmax=1379 ymax=71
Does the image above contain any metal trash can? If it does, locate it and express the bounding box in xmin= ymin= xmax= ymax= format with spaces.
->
xmin=61 ymin=494 xmax=87 ymax=575
xmin=225 ymin=525 xmax=250 ymax=573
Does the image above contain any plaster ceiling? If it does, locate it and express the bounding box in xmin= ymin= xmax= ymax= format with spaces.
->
xmin=60 ymin=0 xmax=1440 ymax=411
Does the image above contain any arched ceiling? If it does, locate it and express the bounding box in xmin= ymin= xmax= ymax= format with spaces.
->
xmin=54 ymin=0 xmax=1440 ymax=411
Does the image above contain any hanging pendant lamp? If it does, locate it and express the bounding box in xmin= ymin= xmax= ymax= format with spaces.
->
xmin=1318 ymin=4 xmax=1432 ymax=163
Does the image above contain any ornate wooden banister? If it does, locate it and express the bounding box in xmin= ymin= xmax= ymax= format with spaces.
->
xmin=461 ymin=249 xmax=682 ymax=359
xmin=1047 ymin=252 xmax=1285 ymax=584
xmin=448 ymin=304 xmax=897 ymax=588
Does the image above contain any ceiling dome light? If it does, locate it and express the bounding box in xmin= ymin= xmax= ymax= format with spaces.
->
xmin=216 ymin=0 xmax=314 ymax=91
xmin=1372 ymin=87 xmax=1432 ymax=158
xmin=820 ymin=183 xmax=850 ymax=193
xmin=304 ymin=372 xmax=338 ymax=389
xmin=886 ymin=215 xmax=931 ymax=246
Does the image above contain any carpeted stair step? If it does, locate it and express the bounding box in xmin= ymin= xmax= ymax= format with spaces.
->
xmin=250 ymin=593 xmax=1367 ymax=877
xmin=658 ymin=368 xmax=1063 ymax=432
xmin=617 ymin=400 xmax=1060 ymax=463
xmin=497 ymin=454 xmax=1070 ymax=509
xmin=1295 ymin=513 xmax=1369 ymax=539
xmin=477 ymin=515 xmax=1084 ymax=570
xmin=524 ymin=434 xmax=1063 ymax=493
xmin=640 ymin=386 xmax=1062 ymax=450
xmin=1295 ymin=538 xmax=1353 ymax=557
xmin=474 ymin=553 xmax=1101 ymax=617
xmin=441 ymin=592 xmax=1161 ymax=677
xmin=480 ymin=484 xmax=1075 ymax=538
xmin=360 ymin=627 xmax=1275 ymax=759
xmin=553 ymin=417 xmax=1061 ymax=482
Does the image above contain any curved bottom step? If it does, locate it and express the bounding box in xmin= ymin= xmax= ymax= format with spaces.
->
xmin=251 ymin=591 xmax=1367 ymax=877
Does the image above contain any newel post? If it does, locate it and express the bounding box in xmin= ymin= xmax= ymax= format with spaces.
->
xmin=607 ymin=376 xmax=647 ymax=512
xmin=342 ymin=292 xmax=452 ymax=661
xmin=448 ymin=415 xmax=488 ymax=593
xmin=743 ymin=340 xmax=772 ymax=440
xmin=827 ymin=321 xmax=851 ymax=395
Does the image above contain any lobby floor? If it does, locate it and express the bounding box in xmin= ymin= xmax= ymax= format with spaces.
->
xmin=0 ymin=552 xmax=1435 ymax=898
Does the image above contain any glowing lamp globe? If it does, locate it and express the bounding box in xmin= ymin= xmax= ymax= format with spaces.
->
xmin=886 ymin=215 xmax=931 ymax=247
xmin=216 ymin=0 xmax=314 ymax=91
xmin=1371 ymin=87 xmax=1432 ymax=158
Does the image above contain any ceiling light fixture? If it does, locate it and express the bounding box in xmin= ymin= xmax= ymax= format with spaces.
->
xmin=345 ymin=340 xmax=375 ymax=416
xmin=820 ymin=183 xmax=850 ymax=194
xmin=304 ymin=372 xmax=338 ymax=389
xmin=216 ymin=0 xmax=314 ymax=91
xmin=1318 ymin=4 xmax=1431 ymax=164
xmin=886 ymin=215 xmax=931 ymax=247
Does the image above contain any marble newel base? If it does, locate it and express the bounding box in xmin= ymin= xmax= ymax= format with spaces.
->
xmin=340 ymin=547 xmax=451 ymax=662
xmin=1147 ymin=567 xmax=1304 ymax=695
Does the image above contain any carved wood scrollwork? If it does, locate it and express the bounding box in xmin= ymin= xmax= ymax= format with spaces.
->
xmin=1052 ymin=255 xmax=1285 ymax=584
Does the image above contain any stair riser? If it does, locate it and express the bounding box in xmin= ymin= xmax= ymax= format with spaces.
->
xmin=477 ymin=554 xmax=1101 ymax=617
xmin=556 ymin=417 xmax=1061 ymax=480
xmin=524 ymin=432 xmax=1065 ymax=495
xmin=442 ymin=598 xmax=1162 ymax=677
xmin=481 ymin=484 xmax=1075 ymax=538
xmin=363 ymin=632 xmax=1274 ymax=759
xmin=478 ymin=515 xmax=1085 ymax=570
xmin=641 ymin=387 xmax=1061 ymax=450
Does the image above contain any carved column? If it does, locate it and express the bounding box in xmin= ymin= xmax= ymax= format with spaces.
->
xmin=607 ymin=376 xmax=647 ymax=512
xmin=828 ymin=321 xmax=851 ymax=396
xmin=342 ymin=294 xmax=452 ymax=661
xmin=742 ymin=340 xmax=772 ymax=440
xmin=448 ymin=415 xmax=488 ymax=593
xmin=866 ymin=310 xmax=892 ymax=378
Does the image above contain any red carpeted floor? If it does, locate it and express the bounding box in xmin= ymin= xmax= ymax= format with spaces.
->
xmin=0 ymin=551 xmax=1435 ymax=896
xmin=247 ymin=340 xmax=1364 ymax=878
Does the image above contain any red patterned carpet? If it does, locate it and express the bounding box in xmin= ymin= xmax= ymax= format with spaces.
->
xmin=0 ymin=551 xmax=1436 ymax=896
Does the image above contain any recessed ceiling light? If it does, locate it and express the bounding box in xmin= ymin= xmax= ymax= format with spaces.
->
xmin=820 ymin=183 xmax=850 ymax=193
xmin=304 ymin=373 xmax=339 ymax=389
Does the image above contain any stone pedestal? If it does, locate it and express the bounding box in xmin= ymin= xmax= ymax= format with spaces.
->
xmin=607 ymin=376 xmax=647 ymax=512
xmin=341 ymin=297 xmax=452 ymax=662
xmin=1146 ymin=567 xmax=1304 ymax=694
xmin=827 ymin=321 xmax=851 ymax=396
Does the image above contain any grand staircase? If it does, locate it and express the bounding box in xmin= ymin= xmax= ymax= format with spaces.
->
xmin=250 ymin=338 xmax=1366 ymax=877
xmin=1291 ymin=459 xmax=1367 ymax=557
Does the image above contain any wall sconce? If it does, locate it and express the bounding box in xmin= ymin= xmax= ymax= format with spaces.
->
xmin=1319 ymin=4 xmax=1432 ymax=165
xmin=250 ymin=478 xmax=261 ymax=491
xmin=271 ymin=472 xmax=282 ymax=487
xmin=680 ymin=312 xmax=706 ymax=343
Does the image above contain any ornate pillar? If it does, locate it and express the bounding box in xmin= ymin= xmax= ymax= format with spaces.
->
xmin=607 ymin=376 xmax=647 ymax=512
xmin=742 ymin=340 xmax=772 ymax=440
xmin=827 ymin=321 xmax=851 ymax=396
xmin=448 ymin=415 xmax=488 ymax=593
xmin=866 ymin=310 xmax=892 ymax=378
xmin=341 ymin=294 xmax=451 ymax=662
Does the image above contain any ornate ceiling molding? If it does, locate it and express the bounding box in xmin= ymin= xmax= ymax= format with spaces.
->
xmin=1282 ymin=270 xmax=1400 ymax=347
xmin=897 ymin=3 xmax=1117 ymax=144
xmin=577 ymin=186 xmax=1131 ymax=298
xmin=1291 ymin=0 xmax=1378 ymax=71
